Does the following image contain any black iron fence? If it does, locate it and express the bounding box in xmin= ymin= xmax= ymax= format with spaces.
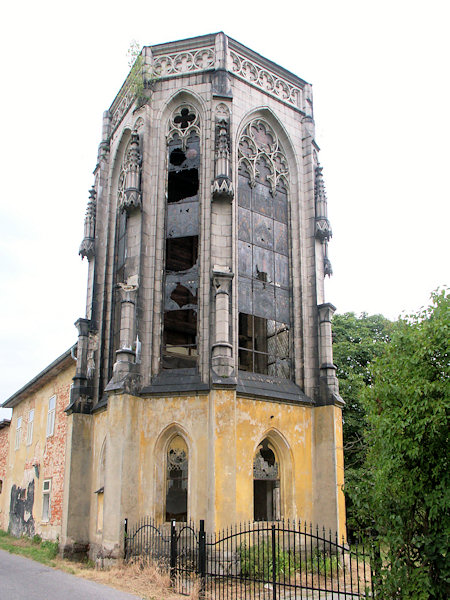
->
xmin=125 ymin=517 xmax=374 ymax=598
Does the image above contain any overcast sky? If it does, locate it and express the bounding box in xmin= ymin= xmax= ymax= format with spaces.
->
xmin=1 ymin=0 xmax=448 ymax=417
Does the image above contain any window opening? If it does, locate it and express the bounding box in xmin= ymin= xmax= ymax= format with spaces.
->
xmin=174 ymin=107 xmax=195 ymax=130
xmin=253 ymin=439 xmax=280 ymax=521
xmin=237 ymin=119 xmax=291 ymax=379
xmin=15 ymin=417 xmax=22 ymax=450
xmin=166 ymin=237 xmax=198 ymax=272
xmin=163 ymin=109 xmax=200 ymax=370
xmin=26 ymin=409 xmax=34 ymax=446
xmin=46 ymin=396 xmax=56 ymax=437
xmin=166 ymin=436 xmax=188 ymax=522
xmin=42 ymin=479 xmax=51 ymax=522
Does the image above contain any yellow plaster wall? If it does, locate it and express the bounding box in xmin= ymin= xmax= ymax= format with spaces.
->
xmin=334 ymin=405 xmax=346 ymax=542
xmin=90 ymin=390 xmax=341 ymax=549
xmin=89 ymin=409 xmax=108 ymax=546
xmin=233 ymin=397 xmax=313 ymax=527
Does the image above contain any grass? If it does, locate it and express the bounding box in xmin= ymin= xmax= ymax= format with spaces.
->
xmin=0 ymin=530 xmax=196 ymax=599
xmin=0 ymin=529 xmax=59 ymax=566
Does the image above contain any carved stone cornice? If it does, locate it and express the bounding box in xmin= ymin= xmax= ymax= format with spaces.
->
xmin=212 ymin=268 xmax=234 ymax=296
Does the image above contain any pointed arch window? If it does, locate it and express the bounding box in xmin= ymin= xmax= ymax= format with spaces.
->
xmin=238 ymin=120 xmax=291 ymax=379
xmin=162 ymin=106 xmax=201 ymax=369
xmin=253 ymin=439 xmax=281 ymax=521
xmin=166 ymin=435 xmax=188 ymax=522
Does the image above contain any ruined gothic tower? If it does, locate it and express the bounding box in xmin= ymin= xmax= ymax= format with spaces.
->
xmin=63 ymin=33 xmax=345 ymax=559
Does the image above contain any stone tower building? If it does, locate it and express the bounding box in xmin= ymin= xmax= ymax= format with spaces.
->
xmin=64 ymin=33 xmax=344 ymax=559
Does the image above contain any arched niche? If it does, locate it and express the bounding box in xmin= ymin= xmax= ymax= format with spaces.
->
xmin=252 ymin=429 xmax=294 ymax=521
xmin=153 ymin=424 xmax=192 ymax=523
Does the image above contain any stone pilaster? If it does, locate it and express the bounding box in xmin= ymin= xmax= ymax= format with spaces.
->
xmin=106 ymin=284 xmax=140 ymax=392
xmin=211 ymin=269 xmax=234 ymax=378
xmin=67 ymin=318 xmax=92 ymax=414
xmin=317 ymin=303 xmax=341 ymax=405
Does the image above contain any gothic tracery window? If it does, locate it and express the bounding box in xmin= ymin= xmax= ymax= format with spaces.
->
xmin=253 ymin=438 xmax=281 ymax=521
xmin=166 ymin=435 xmax=188 ymax=522
xmin=162 ymin=106 xmax=200 ymax=369
xmin=238 ymin=120 xmax=291 ymax=378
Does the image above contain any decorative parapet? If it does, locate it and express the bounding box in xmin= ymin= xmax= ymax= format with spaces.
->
xmin=79 ymin=187 xmax=96 ymax=261
xmin=152 ymin=47 xmax=215 ymax=77
xmin=229 ymin=49 xmax=303 ymax=109
xmin=108 ymin=35 xmax=309 ymax=135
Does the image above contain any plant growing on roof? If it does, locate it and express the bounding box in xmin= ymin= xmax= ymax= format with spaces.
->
xmin=127 ymin=40 xmax=157 ymax=106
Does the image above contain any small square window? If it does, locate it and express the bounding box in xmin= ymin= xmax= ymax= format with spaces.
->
xmin=46 ymin=396 xmax=56 ymax=437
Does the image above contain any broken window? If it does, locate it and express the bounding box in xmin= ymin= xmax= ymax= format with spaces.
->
xmin=238 ymin=120 xmax=291 ymax=379
xmin=162 ymin=113 xmax=200 ymax=370
xmin=238 ymin=172 xmax=291 ymax=378
xmin=253 ymin=439 xmax=281 ymax=521
xmin=166 ymin=435 xmax=188 ymax=522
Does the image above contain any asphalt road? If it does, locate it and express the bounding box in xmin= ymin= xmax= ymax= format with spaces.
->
xmin=0 ymin=549 xmax=143 ymax=600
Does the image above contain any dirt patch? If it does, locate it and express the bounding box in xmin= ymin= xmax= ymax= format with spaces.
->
xmin=64 ymin=557 xmax=198 ymax=600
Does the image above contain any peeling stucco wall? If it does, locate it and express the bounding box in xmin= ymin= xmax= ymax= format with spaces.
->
xmin=9 ymin=480 xmax=35 ymax=537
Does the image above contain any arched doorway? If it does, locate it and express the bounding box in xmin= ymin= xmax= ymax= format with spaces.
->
xmin=253 ymin=439 xmax=281 ymax=521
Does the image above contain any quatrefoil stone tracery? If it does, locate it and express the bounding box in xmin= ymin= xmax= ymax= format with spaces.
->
xmin=168 ymin=105 xmax=200 ymax=149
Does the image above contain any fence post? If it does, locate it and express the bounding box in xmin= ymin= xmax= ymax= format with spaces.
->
xmin=124 ymin=518 xmax=128 ymax=560
xmin=170 ymin=519 xmax=177 ymax=583
xmin=272 ymin=524 xmax=277 ymax=600
xmin=199 ymin=519 xmax=206 ymax=596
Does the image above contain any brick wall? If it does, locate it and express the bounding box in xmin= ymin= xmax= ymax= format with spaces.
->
xmin=0 ymin=424 xmax=10 ymax=529
xmin=42 ymin=381 xmax=70 ymax=526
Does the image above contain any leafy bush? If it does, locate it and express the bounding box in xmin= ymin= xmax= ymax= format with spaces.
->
xmin=240 ymin=541 xmax=298 ymax=581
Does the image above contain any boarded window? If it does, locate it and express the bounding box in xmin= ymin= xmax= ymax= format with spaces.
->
xmin=166 ymin=436 xmax=188 ymax=522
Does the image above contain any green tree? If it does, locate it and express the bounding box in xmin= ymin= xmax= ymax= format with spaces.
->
xmin=332 ymin=312 xmax=392 ymax=533
xmin=357 ymin=290 xmax=450 ymax=598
